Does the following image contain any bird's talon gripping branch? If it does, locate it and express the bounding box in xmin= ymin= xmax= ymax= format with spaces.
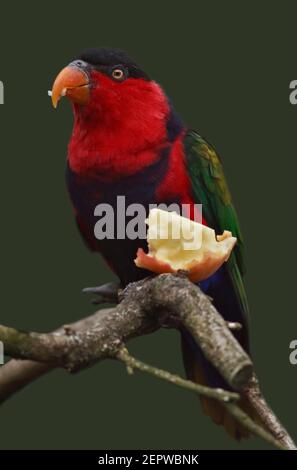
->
xmin=82 ymin=281 xmax=120 ymax=305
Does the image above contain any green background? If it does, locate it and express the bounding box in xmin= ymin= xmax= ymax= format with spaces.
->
xmin=0 ymin=1 xmax=296 ymax=449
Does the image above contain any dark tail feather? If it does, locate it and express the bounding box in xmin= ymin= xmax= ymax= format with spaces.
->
xmin=181 ymin=331 xmax=253 ymax=440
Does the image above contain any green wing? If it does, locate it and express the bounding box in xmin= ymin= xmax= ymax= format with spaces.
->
xmin=184 ymin=130 xmax=249 ymax=317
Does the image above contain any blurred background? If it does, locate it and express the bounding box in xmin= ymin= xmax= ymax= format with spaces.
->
xmin=0 ymin=1 xmax=296 ymax=449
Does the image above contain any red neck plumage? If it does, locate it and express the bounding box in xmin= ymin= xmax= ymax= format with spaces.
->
xmin=68 ymin=78 xmax=171 ymax=179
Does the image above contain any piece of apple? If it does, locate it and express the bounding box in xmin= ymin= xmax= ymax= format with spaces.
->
xmin=135 ymin=208 xmax=236 ymax=282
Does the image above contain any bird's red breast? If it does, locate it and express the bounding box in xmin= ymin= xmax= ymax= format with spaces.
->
xmin=68 ymin=72 xmax=171 ymax=179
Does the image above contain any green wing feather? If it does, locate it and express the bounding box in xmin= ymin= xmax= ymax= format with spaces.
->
xmin=184 ymin=130 xmax=249 ymax=318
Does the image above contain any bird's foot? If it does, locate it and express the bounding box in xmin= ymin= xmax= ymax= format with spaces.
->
xmin=82 ymin=281 xmax=121 ymax=305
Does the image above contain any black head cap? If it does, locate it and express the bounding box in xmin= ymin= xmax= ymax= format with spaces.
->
xmin=76 ymin=47 xmax=149 ymax=80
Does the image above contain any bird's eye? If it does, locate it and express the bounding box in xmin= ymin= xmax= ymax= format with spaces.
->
xmin=111 ymin=68 xmax=125 ymax=81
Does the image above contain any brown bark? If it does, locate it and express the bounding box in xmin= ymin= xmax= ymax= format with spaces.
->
xmin=0 ymin=273 xmax=294 ymax=449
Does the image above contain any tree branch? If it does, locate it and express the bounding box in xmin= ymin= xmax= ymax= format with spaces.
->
xmin=0 ymin=273 xmax=294 ymax=449
xmin=243 ymin=374 xmax=296 ymax=450
xmin=116 ymin=347 xmax=239 ymax=403
xmin=117 ymin=347 xmax=286 ymax=450
xmin=0 ymin=309 xmax=114 ymax=403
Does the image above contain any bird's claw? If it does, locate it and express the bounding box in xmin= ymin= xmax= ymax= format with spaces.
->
xmin=82 ymin=281 xmax=121 ymax=305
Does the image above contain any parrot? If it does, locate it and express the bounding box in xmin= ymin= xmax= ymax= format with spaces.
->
xmin=51 ymin=48 xmax=253 ymax=439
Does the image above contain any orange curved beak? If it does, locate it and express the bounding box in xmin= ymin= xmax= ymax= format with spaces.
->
xmin=51 ymin=65 xmax=90 ymax=108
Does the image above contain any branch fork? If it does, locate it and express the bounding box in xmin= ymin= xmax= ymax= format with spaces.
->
xmin=0 ymin=273 xmax=294 ymax=450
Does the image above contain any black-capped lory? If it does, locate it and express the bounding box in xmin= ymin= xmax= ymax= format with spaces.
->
xmin=51 ymin=48 xmax=253 ymax=439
